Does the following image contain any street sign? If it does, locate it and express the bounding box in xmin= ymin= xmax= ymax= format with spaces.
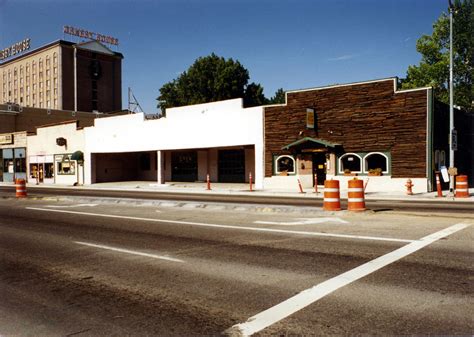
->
xmin=440 ymin=166 xmax=450 ymax=182
xmin=451 ymin=129 xmax=458 ymax=151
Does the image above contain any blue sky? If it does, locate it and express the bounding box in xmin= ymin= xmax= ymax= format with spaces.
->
xmin=0 ymin=0 xmax=448 ymax=113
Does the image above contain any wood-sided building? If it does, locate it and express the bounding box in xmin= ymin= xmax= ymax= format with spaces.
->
xmin=263 ymin=77 xmax=472 ymax=193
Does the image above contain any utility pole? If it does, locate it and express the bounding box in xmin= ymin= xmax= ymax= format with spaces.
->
xmin=448 ymin=0 xmax=455 ymax=193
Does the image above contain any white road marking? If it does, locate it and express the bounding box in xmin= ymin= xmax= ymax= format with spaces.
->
xmin=46 ymin=204 xmax=98 ymax=208
xmin=25 ymin=207 xmax=413 ymax=243
xmin=255 ymin=217 xmax=349 ymax=226
xmin=226 ymin=223 xmax=470 ymax=336
xmin=75 ymin=241 xmax=184 ymax=263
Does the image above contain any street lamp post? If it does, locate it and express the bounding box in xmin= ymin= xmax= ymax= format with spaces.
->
xmin=448 ymin=0 xmax=455 ymax=194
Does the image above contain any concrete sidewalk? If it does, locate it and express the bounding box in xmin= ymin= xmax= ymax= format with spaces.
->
xmin=3 ymin=180 xmax=473 ymax=202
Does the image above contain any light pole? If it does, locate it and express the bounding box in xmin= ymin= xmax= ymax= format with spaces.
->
xmin=448 ymin=0 xmax=455 ymax=193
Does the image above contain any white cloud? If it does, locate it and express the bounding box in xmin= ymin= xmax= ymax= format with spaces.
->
xmin=327 ymin=54 xmax=356 ymax=62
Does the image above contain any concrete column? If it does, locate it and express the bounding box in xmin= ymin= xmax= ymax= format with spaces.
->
xmin=157 ymin=150 xmax=165 ymax=184
xmin=84 ymin=152 xmax=92 ymax=185
xmin=254 ymin=142 xmax=264 ymax=189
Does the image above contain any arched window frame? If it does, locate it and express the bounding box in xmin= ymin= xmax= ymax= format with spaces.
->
xmin=338 ymin=153 xmax=362 ymax=174
xmin=274 ymin=155 xmax=296 ymax=175
xmin=363 ymin=152 xmax=389 ymax=174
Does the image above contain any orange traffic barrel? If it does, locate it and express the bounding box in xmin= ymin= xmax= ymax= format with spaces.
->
xmin=323 ymin=179 xmax=341 ymax=211
xmin=455 ymin=175 xmax=469 ymax=198
xmin=15 ymin=179 xmax=27 ymax=198
xmin=348 ymin=178 xmax=366 ymax=211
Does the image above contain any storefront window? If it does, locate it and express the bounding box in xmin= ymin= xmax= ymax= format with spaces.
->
xmin=45 ymin=163 xmax=54 ymax=178
xmin=339 ymin=153 xmax=362 ymax=174
xmin=55 ymin=154 xmax=76 ymax=175
xmin=364 ymin=152 xmax=388 ymax=173
xmin=30 ymin=164 xmax=38 ymax=178
xmin=3 ymin=159 xmax=13 ymax=173
xmin=275 ymin=155 xmax=295 ymax=174
xmin=15 ymin=157 xmax=26 ymax=173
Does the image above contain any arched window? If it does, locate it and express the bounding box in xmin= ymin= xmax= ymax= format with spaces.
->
xmin=339 ymin=153 xmax=362 ymax=174
xmin=364 ymin=152 xmax=389 ymax=174
xmin=275 ymin=155 xmax=295 ymax=174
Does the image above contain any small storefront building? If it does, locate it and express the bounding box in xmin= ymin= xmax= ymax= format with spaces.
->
xmin=27 ymin=121 xmax=85 ymax=185
xmin=263 ymin=78 xmax=437 ymax=193
xmin=84 ymin=98 xmax=264 ymax=188
xmin=0 ymin=131 xmax=27 ymax=183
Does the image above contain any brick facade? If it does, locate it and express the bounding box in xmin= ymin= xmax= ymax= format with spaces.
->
xmin=264 ymin=79 xmax=430 ymax=178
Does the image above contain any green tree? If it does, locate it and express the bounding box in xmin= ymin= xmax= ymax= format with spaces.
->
xmin=268 ymin=88 xmax=286 ymax=104
xmin=157 ymin=53 xmax=269 ymax=111
xmin=400 ymin=0 xmax=473 ymax=113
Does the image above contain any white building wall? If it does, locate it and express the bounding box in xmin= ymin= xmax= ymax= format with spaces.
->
xmin=27 ymin=122 xmax=84 ymax=185
xmin=84 ymin=99 xmax=264 ymax=187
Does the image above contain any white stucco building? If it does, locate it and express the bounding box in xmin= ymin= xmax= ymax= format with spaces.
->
xmin=84 ymin=98 xmax=265 ymax=188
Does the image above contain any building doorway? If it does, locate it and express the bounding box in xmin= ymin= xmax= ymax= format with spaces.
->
xmin=312 ymin=152 xmax=327 ymax=185
xmin=218 ymin=149 xmax=245 ymax=183
xmin=172 ymin=151 xmax=197 ymax=182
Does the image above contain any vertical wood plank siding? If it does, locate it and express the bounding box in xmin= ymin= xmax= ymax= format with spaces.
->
xmin=264 ymin=80 xmax=428 ymax=178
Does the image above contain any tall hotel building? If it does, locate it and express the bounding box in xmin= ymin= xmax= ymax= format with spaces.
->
xmin=0 ymin=39 xmax=123 ymax=113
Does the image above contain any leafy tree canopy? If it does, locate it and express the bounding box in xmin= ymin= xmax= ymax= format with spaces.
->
xmin=157 ymin=53 xmax=285 ymax=112
xmin=400 ymin=0 xmax=473 ymax=113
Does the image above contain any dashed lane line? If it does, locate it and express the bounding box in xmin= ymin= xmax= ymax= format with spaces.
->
xmin=75 ymin=241 xmax=184 ymax=263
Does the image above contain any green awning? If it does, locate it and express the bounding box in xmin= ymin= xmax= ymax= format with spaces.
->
xmin=281 ymin=137 xmax=340 ymax=150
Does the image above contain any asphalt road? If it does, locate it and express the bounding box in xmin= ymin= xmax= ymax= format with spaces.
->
xmin=1 ymin=195 xmax=473 ymax=336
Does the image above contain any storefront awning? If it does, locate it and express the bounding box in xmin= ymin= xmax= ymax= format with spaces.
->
xmin=281 ymin=137 xmax=340 ymax=150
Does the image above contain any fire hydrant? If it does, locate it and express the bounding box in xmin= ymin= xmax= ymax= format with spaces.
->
xmin=405 ymin=179 xmax=414 ymax=195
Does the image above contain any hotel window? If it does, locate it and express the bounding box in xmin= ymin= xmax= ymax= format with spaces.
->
xmin=14 ymin=80 xmax=17 ymax=87
xmin=26 ymin=95 xmax=29 ymax=104
xmin=33 ymin=74 xmax=36 ymax=81
xmin=46 ymin=80 xmax=50 ymax=87
xmin=54 ymin=99 xmax=57 ymax=108
xmin=54 ymin=78 xmax=58 ymax=87
xmin=40 ymin=82 xmax=43 ymax=89
xmin=39 ymin=59 xmax=43 ymax=69
xmin=46 ymin=69 xmax=50 ymax=77
xmin=46 ymin=57 xmax=50 ymax=67
xmin=46 ymin=90 xmax=50 ymax=97
xmin=20 ymin=67 xmax=23 ymax=75
xmin=14 ymin=68 xmax=17 ymax=76
xmin=33 ymin=84 xmax=36 ymax=91
xmin=53 ymin=67 xmax=58 ymax=75
xmin=47 ymin=100 xmax=50 ymax=108
xmin=53 ymin=53 xmax=57 ymax=64
xmin=54 ymin=88 xmax=57 ymax=96
xmin=39 ymin=71 xmax=43 ymax=79
xmin=26 ymin=65 xmax=29 ymax=74
xmin=26 ymin=76 xmax=29 ymax=83
xmin=33 ymin=94 xmax=36 ymax=101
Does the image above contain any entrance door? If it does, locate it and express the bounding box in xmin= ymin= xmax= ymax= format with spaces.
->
xmin=38 ymin=163 xmax=45 ymax=183
xmin=312 ymin=153 xmax=327 ymax=185
xmin=218 ymin=149 xmax=245 ymax=183
xmin=171 ymin=151 xmax=197 ymax=182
